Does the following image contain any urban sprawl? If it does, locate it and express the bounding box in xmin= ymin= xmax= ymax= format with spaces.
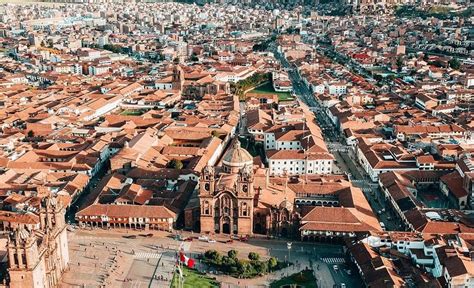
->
xmin=0 ymin=1 xmax=472 ymax=287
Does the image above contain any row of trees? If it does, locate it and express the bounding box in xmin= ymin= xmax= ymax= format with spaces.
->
xmin=203 ymin=250 xmax=281 ymax=278
xmin=395 ymin=5 xmax=473 ymax=20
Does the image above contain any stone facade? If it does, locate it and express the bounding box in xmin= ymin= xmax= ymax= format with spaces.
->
xmin=199 ymin=164 xmax=254 ymax=236
xmin=6 ymin=196 xmax=69 ymax=288
xmin=194 ymin=139 xmax=301 ymax=237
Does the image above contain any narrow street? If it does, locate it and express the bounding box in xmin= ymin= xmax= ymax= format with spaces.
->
xmin=268 ymin=42 xmax=401 ymax=231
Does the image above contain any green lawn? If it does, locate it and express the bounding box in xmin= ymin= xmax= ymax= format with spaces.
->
xmin=270 ymin=270 xmax=317 ymax=288
xmin=249 ymin=82 xmax=294 ymax=102
xmin=171 ymin=266 xmax=219 ymax=288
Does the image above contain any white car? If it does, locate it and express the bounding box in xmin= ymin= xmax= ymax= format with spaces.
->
xmin=198 ymin=236 xmax=209 ymax=241
xmin=207 ymin=239 xmax=216 ymax=243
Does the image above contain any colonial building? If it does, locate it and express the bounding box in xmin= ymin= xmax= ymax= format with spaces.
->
xmin=199 ymin=140 xmax=255 ymax=235
xmin=1 ymin=194 xmax=70 ymax=288
xmin=191 ymin=139 xmax=379 ymax=240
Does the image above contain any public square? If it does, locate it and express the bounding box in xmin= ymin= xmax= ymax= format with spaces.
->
xmin=60 ymin=228 xmax=362 ymax=288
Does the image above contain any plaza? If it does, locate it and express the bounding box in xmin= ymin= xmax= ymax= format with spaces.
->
xmin=61 ymin=229 xmax=362 ymax=288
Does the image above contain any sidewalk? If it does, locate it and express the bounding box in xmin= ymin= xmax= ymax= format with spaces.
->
xmin=312 ymin=260 xmax=336 ymax=288
xmin=149 ymin=251 xmax=177 ymax=287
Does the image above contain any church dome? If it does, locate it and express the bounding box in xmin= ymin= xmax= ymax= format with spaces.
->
xmin=222 ymin=139 xmax=253 ymax=171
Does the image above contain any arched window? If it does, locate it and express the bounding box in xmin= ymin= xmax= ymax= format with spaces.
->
xmin=203 ymin=201 xmax=210 ymax=215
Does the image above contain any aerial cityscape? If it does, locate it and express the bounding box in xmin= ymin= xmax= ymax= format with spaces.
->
xmin=0 ymin=0 xmax=472 ymax=287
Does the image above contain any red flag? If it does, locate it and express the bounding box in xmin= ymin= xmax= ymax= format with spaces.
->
xmin=179 ymin=252 xmax=195 ymax=268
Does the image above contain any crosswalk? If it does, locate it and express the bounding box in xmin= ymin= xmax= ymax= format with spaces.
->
xmin=134 ymin=252 xmax=162 ymax=259
xmin=321 ymin=257 xmax=345 ymax=264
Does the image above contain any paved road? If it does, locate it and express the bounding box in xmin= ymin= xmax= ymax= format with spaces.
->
xmin=246 ymin=239 xmax=363 ymax=288
xmin=268 ymin=41 xmax=403 ymax=232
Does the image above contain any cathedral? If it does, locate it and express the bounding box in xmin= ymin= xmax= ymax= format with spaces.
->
xmin=195 ymin=139 xmax=300 ymax=237
xmin=2 ymin=194 xmax=70 ymax=288
xmin=199 ymin=140 xmax=255 ymax=235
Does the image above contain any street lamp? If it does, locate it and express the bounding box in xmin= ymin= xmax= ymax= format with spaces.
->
xmin=287 ymin=242 xmax=292 ymax=276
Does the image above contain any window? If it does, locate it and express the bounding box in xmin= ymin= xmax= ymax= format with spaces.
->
xmin=203 ymin=201 xmax=210 ymax=215
xmin=242 ymin=202 xmax=248 ymax=216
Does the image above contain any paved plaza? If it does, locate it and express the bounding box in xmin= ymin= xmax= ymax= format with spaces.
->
xmin=61 ymin=229 xmax=362 ymax=288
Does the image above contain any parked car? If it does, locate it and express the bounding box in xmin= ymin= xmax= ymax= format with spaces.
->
xmin=239 ymin=236 xmax=249 ymax=242
xmin=198 ymin=235 xmax=209 ymax=242
xmin=333 ymin=265 xmax=339 ymax=271
xmin=123 ymin=235 xmax=137 ymax=239
xmin=208 ymin=239 xmax=216 ymax=243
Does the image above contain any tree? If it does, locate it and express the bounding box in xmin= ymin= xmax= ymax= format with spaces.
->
xmin=251 ymin=260 xmax=267 ymax=275
xmin=103 ymin=44 xmax=122 ymax=54
xmin=211 ymin=130 xmax=220 ymax=138
xmin=221 ymin=256 xmax=236 ymax=271
xmin=396 ymin=56 xmax=404 ymax=73
xmin=449 ymin=58 xmax=461 ymax=70
xmin=166 ymin=159 xmax=183 ymax=170
xmin=27 ymin=130 xmax=34 ymax=138
xmin=204 ymin=250 xmax=222 ymax=265
xmin=268 ymin=257 xmax=278 ymax=271
xmin=236 ymin=259 xmax=251 ymax=275
xmin=228 ymin=250 xmax=238 ymax=259
xmin=190 ymin=53 xmax=199 ymax=62
xmin=248 ymin=252 xmax=260 ymax=261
